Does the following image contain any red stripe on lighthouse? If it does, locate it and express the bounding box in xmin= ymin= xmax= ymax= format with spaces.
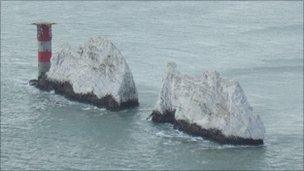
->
xmin=38 ymin=51 xmax=52 ymax=62
xmin=37 ymin=25 xmax=52 ymax=41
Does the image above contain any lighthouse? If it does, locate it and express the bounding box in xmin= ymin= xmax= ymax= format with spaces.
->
xmin=32 ymin=22 xmax=55 ymax=78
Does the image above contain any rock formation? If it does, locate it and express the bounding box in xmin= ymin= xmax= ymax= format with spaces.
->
xmin=150 ymin=62 xmax=265 ymax=145
xmin=30 ymin=37 xmax=139 ymax=111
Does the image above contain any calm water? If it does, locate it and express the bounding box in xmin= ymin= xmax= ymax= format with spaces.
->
xmin=1 ymin=1 xmax=303 ymax=170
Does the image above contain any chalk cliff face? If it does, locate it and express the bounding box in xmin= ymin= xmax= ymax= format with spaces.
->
xmin=151 ymin=62 xmax=265 ymax=145
xmin=35 ymin=37 xmax=139 ymax=111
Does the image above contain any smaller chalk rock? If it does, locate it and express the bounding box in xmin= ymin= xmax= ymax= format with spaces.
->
xmin=31 ymin=37 xmax=139 ymax=111
xmin=150 ymin=62 xmax=265 ymax=145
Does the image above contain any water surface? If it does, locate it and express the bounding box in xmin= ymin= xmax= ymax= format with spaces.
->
xmin=1 ymin=1 xmax=303 ymax=170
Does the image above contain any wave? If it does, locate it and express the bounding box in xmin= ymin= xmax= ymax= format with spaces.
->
xmin=242 ymin=24 xmax=303 ymax=35
xmin=226 ymin=65 xmax=303 ymax=76
xmin=155 ymin=129 xmax=266 ymax=149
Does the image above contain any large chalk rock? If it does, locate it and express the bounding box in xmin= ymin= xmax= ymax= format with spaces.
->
xmin=34 ymin=37 xmax=139 ymax=111
xmin=150 ymin=62 xmax=265 ymax=145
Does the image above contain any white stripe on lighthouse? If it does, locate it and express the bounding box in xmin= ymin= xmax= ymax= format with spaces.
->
xmin=38 ymin=40 xmax=51 ymax=52
xmin=38 ymin=61 xmax=51 ymax=75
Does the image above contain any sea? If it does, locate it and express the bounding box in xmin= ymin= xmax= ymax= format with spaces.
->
xmin=1 ymin=1 xmax=303 ymax=170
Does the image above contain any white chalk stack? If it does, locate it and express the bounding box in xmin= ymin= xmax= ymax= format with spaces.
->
xmin=34 ymin=37 xmax=139 ymax=111
xmin=151 ymin=62 xmax=265 ymax=145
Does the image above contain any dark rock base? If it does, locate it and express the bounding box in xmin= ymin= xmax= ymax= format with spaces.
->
xmin=150 ymin=110 xmax=263 ymax=145
xmin=29 ymin=76 xmax=139 ymax=111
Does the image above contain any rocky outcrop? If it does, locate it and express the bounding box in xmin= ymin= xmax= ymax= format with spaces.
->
xmin=150 ymin=62 xmax=265 ymax=145
xmin=30 ymin=37 xmax=139 ymax=111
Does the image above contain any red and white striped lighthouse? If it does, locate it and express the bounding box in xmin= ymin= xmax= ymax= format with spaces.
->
xmin=32 ymin=22 xmax=55 ymax=78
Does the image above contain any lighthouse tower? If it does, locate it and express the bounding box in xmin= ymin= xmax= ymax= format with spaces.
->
xmin=32 ymin=22 xmax=55 ymax=78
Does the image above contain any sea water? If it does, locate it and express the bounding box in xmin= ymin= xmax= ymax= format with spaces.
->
xmin=1 ymin=1 xmax=303 ymax=170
